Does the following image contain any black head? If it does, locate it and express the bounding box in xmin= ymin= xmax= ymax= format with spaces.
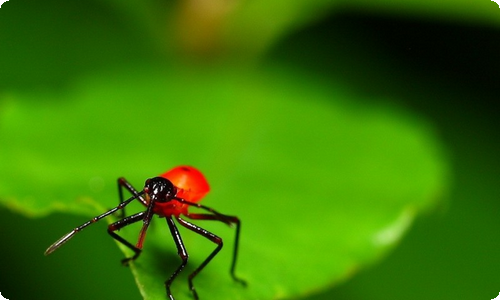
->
xmin=144 ymin=177 xmax=177 ymax=203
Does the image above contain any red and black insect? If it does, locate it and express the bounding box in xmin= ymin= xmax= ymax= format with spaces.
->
xmin=45 ymin=166 xmax=246 ymax=300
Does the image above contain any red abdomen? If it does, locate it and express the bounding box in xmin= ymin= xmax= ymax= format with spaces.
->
xmin=161 ymin=166 xmax=210 ymax=203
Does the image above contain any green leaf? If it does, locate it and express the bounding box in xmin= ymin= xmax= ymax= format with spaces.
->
xmin=0 ymin=66 xmax=448 ymax=299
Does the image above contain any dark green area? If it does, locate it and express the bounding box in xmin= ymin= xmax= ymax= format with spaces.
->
xmin=273 ymin=14 xmax=500 ymax=300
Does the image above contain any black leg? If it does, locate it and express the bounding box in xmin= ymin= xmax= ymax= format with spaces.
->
xmin=175 ymin=198 xmax=231 ymax=220
xmin=165 ymin=216 xmax=188 ymax=300
xmin=44 ymin=192 xmax=143 ymax=256
xmin=176 ymin=216 xmax=223 ymax=300
xmin=185 ymin=213 xmax=246 ymax=286
xmin=108 ymin=212 xmax=146 ymax=265
xmin=117 ymin=177 xmax=147 ymax=218
xmin=176 ymin=198 xmax=247 ymax=285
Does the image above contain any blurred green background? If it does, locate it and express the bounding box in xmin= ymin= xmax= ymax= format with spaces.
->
xmin=0 ymin=0 xmax=499 ymax=300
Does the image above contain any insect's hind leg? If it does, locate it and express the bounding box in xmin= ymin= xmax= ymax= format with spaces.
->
xmin=108 ymin=211 xmax=145 ymax=265
xmin=185 ymin=213 xmax=246 ymax=286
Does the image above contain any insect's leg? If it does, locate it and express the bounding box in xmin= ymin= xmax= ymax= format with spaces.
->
xmin=185 ymin=213 xmax=246 ymax=286
xmin=117 ymin=177 xmax=146 ymax=218
xmin=165 ymin=216 xmax=188 ymax=300
xmin=176 ymin=216 xmax=224 ymax=299
xmin=44 ymin=193 xmax=142 ymax=256
xmin=108 ymin=212 xmax=145 ymax=265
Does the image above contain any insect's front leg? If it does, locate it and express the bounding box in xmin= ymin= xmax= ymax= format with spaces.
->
xmin=108 ymin=212 xmax=146 ymax=265
xmin=117 ymin=177 xmax=147 ymax=218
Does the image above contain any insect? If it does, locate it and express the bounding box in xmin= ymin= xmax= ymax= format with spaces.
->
xmin=45 ymin=166 xmax=246 ymax=300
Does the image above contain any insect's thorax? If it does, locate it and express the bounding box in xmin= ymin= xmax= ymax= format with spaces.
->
xmin=142 ymin=188 xmax=189 ymax=217
xmin=152 ymin=199 xmax=188 ymax=217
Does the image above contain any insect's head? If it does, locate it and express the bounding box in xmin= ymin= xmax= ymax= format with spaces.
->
xmin=144 ymin=177 xmax=177 ymax=203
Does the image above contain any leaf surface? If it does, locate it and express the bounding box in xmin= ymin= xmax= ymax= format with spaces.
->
xmin=0 ymin=66 xmax=448 ymax=299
